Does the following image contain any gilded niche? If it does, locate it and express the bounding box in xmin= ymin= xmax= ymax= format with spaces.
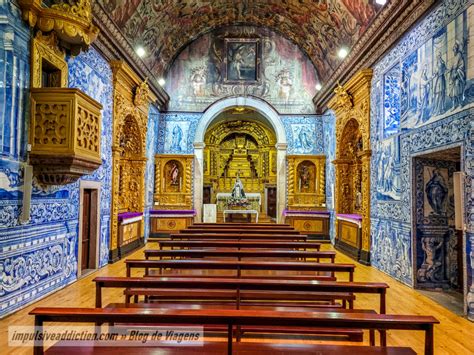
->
xmin=109 ymin=61 xmax=154 ymax=258
xmin=154 ymin=155 xmax=194 ymax=210
xmin=328 ymin=69 xmax=372 ymax=263
xmin=287 ymin=155 xmax=326 ymax=210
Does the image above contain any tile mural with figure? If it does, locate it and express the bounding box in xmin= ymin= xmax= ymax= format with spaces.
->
xmin=392 ymin=8 xmax=473 ymax=133
xmin=370 ymin=0 xmax=474 ymax=318
xmin=281 ymin=116 xmax=324 ymax=155
xmin=157 ymin=113 xmax=201 ymax=154
xmin=374 ymin=136 xmax=401 ymax=201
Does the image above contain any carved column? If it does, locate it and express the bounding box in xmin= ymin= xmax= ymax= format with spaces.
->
xmin=328 ymin=69 xmax=372 ymax=264
xmin=109 ymin=61 xmax=156 ymax=262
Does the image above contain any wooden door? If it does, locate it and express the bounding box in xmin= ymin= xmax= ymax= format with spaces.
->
xmin=456 ymin=229 xmax=463 ymax=292
xmin=203 ymin=186 xmax=211 ymax=204
xmin=267 ymin=187 xmax=277 ymax=218
xmin=81 ymin=189 xmax=98 ymax=271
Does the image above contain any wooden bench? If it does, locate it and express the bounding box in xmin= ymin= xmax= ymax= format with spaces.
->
xmin=170 ymin=233 xmax=307 ymax=241
xmin=193 ymin=222 xmax=290 ymax=227
xmin=157 ymin=240 xmax=321 ymax=251
xmin=93 ymin=277 xmax=387 ymax=313
xmin=30 ymin=307 xmax=438 ymax=355
xmin=124 ymin=259 xmax=353 ymax=281
xmin=187 ymin=224 xmax=294 ymax=230
xmin=178 ymin=229 xmax=300 ymax=235
xmin=143 ymin=249 xmax=336 ymax=262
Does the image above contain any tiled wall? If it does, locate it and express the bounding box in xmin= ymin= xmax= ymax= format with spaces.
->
xmin=0 ymin=1 xmax=115 ymax=318
xmin=370 ymin=0 xmax=474 ymax=317
xmin=144 ymin=105 xmax=159 ymax=238
xmin=323 ymin=111 xmax=336 ymax=242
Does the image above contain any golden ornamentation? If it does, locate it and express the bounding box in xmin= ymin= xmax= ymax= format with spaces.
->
xmin=134 ymin=79 xmax=150 ymax=107
xmin=286 ymin=155 xmax=326 ymax=210
xmin=328 ymin=69 xmax=373 ymax=256
xmin=109 ymin=61 xmax=156 ymax=253
xmin=19 ymin=0 xmax=98 ymax=55
xmin=204 ymin=119 xmax=277 ymax=204
xmin=154 ymin=154 xmax=194 ymax=210
xmin=29 ymin=88 xmax=102 ymax=184
xmin=31 ymin=32 xmax=68 ymax=88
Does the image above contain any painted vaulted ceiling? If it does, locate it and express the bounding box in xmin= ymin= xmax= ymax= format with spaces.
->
xmin=97 ymin=0 xmax=380 ymax=82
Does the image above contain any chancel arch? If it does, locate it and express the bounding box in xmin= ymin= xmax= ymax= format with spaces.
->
xmin=194 ymin=96 xmax=287 ymax=223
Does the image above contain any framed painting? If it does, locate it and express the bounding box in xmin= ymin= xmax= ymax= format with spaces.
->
xmin=225 ymin=38 xmax=260 ymax=83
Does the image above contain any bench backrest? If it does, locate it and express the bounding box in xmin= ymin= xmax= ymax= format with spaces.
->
xmin=170 ymin=234 xmax=307 ymax=241
xmin=143 ymin=249 xmax=335 ymax=262
xmin=157 ymin=240 xmax=321 ymax=250
xmin=29 ymin=307 xmax=438 ymax=355
xmin=93 ymin=276 xmax=386 ymax=312
xmin=179 ymin=229 xmax=299 ymax=234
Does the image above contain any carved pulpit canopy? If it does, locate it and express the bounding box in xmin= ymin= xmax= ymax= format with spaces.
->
xmin=19 ymin=0 xmax=98 ymax=55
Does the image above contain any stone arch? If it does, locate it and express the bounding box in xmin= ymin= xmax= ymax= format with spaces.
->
xmin=193 ymin=96 xmax=288 ymax=222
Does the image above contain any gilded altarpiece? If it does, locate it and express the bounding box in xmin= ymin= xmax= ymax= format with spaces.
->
xmin=110 ymin=61 xmax=154 ymax=261
xmin=204 ymin=119 xmax=277 ymax=210
xmin=285 ymin=155 xmax=328 ymax=238
xmin=153 ymin=154 xmax=194 ymax=210
xmin=328 ymin=69 xmax=372 ymax=264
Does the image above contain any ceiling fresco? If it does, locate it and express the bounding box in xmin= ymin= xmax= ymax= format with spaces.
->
xmin=98 ymin=0 xmax=379 ymax=82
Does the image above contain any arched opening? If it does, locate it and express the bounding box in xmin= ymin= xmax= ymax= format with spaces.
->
xmin=203 ymin=110 xmax=277 ymax=220
xmin=193 ymin=96 xmax=287 ymax=222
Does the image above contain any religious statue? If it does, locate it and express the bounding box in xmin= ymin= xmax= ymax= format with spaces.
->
xmin=169 ymin=162 xmax=180 ymax=186
xmin=355 ymin=190 xmax=362 ymax=210
xmin=425 ymin=168 xmax=448 ymax=215
xmin=231 ymin=175 xmax=246 ymax=199
xmin=299 ymin=164 xmax=310 ymax=190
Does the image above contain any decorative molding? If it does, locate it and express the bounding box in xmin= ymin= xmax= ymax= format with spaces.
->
xmin=91 ymin=2 xmax=169 ymax=108
xmin=18 ymin=0 xmax=98 ymax=55
xmin=313 ymin=0 xmax=436 ymax=112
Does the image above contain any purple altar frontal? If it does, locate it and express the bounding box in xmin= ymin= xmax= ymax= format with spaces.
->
xmin=118 ymin=212 xmax=143 ymax=224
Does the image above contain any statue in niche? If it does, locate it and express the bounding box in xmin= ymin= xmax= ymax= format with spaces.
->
xmin=169 ymin=162 xmax=180 ymax=186
xmin=417 ymin=236 xmax=444 ymax=282
xmin=425 ymin=168 xmax=448 ymax=215
xmin=231 ymin=174 xmax=246 ymax=199
xmin=299 ymin=164 xmax=310 ymax=190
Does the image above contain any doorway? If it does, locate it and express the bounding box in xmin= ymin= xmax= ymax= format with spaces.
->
xmin=80 ymin=187 xmax=99 ymax=275
xmin=412 ymin=146 xmax=464 ymax=313
xmin=266 ymin=186 xmax=277 ymax=219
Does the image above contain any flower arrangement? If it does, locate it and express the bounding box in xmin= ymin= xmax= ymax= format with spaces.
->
xmin=227 ymin=196 xmax=250 ymax=208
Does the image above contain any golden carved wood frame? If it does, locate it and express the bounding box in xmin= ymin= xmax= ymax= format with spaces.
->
xmin=286 ymin=155 xmax=326 ymax=210
xmin=109 ymin=61 xmax=156 ymax=256
xmin=154 ymin=154 xmax=194 ymax=210
xmin=328 ymin=69 xmax=373 ymax=262
xmin=31 ymin=32 xmax=68 ymax=88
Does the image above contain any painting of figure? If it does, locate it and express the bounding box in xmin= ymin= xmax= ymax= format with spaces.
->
xmin=292 ymin=124 xmax=314 ymax=154
xmin=375 ymin=136 xmax=401 ymax=201
xmin=449 ymin=40 xmax=466 ymax=110
xmin=423 ymin=167 xmax=449 ymax=216
xmin=164 ymin=121 xmax=190 ymax=153
xmin=226 ymin=40 xmax=258 ymax=82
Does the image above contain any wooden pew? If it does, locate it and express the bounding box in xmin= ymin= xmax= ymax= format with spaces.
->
xmin=30 ymin=307 xmax=438 ymax=355
xmin=93 ymin=277 xmax=386 ymax=313
xmin=124 ymin=259 xmax=353 ymax=281
xmin=157 ymin=240 xmax=321 ymax=251
xmin=178 ymin=229 xmax=300 ymax=235
xmin=194 ymin=222 xmax=290 ymax=226
xmin=143 ymin=249 xmax=336 ymax=262
xmin=170 ymin=233 xmax=307 ymax=241
xmin=187 ymin=224 xmax=294 ymax=230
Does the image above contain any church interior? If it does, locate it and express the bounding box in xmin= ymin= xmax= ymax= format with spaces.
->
xmin=0 ymin=0 xmax=474 ymax=353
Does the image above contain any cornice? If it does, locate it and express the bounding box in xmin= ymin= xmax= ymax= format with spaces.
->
xmin=313 ymin=0 xmax=436 ymax=113
xmin=91 ymin=1 xmax=169 ymax=109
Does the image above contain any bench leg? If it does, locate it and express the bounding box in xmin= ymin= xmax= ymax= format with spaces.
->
xmin=369 ymin=330 xmax=375 ymax=346
xmin=380 ymin=330 xmax=387 ymax=347
xmin=227 ymin=323 xmax=233 ymax=355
